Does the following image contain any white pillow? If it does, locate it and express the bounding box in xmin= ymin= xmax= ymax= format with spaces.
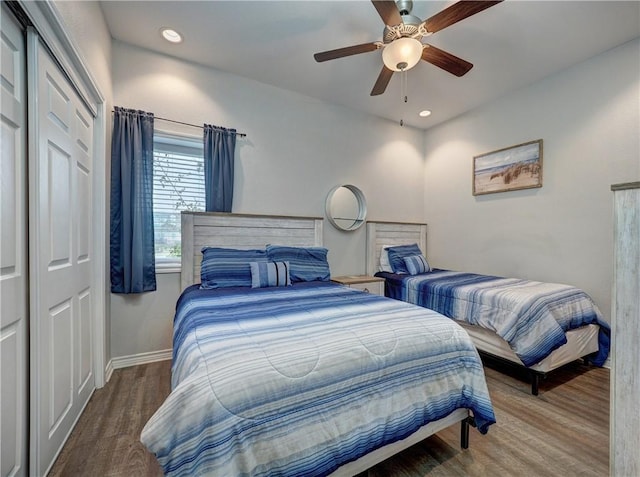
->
xmin=379 ymin=244 xmax=394 ymax=272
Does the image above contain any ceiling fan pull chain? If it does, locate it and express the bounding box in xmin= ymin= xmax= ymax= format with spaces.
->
xmin=404 ymin=72 xmax=408 ymax=103
xmin=402 ymin=68 xmax=408 ymax=103
xmin=400 ymin=68 xmax=408 ymax=126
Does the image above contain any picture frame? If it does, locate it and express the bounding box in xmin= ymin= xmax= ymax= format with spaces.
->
xmin=473 ymin=139 xmax=543 ymax=196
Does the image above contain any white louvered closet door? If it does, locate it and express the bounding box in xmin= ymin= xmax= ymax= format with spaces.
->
xmin=0 ymin=6 xmax=28 ymax=477
xmin=28 ymin=33 xmax=96 ymax=476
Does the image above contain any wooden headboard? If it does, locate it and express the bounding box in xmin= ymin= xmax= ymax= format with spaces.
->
xmin=365 ymin=221 xmax=427 ymax=276
xmin=181 ymin=212 xmax=324 ymax=289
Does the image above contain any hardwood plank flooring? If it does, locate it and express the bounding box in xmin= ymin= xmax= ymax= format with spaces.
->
xmin=48 ymin=360 xmax=608 ymax=477
xmin=48 ymin=362 xmax=169 ymax=477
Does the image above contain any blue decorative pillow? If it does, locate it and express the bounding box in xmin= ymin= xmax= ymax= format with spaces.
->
xmin=265 ymin=245 xmax=331 ymax=282
xmin=250 ymin=261 xmax=291 ymax=288
xmin=386 ymin=243 xmax=424 ymax=274
xmin=200 ymin=247 xmax=267 ymax=289
xmin=403 ymin=254 xmax=430 ymax=275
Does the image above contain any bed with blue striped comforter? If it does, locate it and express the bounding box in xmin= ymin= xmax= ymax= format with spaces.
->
xmin=141 ymin=282 xmax=495 ymax=476
xmin=378 ymin=269 xmax=610 ymax=367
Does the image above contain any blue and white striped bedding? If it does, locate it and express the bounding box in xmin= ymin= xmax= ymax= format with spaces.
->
xmin=378 ymin=269 xmax=610 ymax=367
xmin=141 ymin=282 xmax=495 ymax=476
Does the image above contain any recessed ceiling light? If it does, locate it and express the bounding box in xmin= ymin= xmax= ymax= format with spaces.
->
xmin=161 ymin=28 xmax=183 ymax=43
xmin=419 ymin=110 xmax=432 ymax=118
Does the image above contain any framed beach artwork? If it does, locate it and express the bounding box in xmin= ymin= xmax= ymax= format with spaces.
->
xmin=473 ymin=139 xmax=543 ymax=196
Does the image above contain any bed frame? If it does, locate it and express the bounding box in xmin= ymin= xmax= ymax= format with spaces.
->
xmin=365 ymin=220 xmax=600 ymax=395
xmin=180 ymin=212 xmax=475 ymax=474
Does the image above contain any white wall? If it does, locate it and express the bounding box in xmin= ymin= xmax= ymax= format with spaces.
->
xmin=423 ymin=38 xmax=640 ymax=323
xmin=110 ymin=41 xmax=425 ymax=359
xmin=52 ymin=1 xmax=112 ymax=102
xmin=109 ymin=35 xmax=639 ymax=360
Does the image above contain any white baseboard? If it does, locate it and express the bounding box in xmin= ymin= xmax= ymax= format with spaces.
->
xmin=111 ymin=349 xmax=173 ymax=370
xmin=104 ymin=359 xmax=114 ymax=382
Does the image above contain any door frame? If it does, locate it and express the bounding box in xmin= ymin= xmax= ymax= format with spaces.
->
xmin=19 ymin=0 xmax=107 ymax=390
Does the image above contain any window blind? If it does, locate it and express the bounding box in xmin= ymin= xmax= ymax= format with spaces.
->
xmin=153 ymin=135 xmax=205 ymax=265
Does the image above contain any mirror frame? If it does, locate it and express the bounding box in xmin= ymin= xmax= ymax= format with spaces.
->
xmin=325 ymin=184 xmax=367 ymax=231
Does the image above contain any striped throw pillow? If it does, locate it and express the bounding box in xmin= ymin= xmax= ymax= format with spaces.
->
xmin=403 ymin=254 xmax=430 ymax=275
xmin=265 ymin=245 xmax=330 ymax=282
xmin=250 ymin=261 xmax=291 ymax=288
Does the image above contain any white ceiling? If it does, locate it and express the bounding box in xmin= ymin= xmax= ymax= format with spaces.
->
xmin=100 ymin=1 xmax=640 ymax=129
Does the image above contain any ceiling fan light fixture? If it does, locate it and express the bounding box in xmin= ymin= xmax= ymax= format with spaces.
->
xmin=382 ymin=37 xmax=423 ymax=72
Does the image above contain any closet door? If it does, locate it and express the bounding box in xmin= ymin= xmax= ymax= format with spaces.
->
xmin=0 ymin=6 xmax=28 ymax=477
xmin=28 ymin=35 xmax=95 ymax=475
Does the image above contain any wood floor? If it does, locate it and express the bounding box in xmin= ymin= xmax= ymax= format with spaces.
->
xmin=48 ymin=359 xmax=609 ymax=477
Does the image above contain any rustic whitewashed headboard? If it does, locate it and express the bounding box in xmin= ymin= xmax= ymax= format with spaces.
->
xmin=365 ymin=221 xmax=427 ymax=276
xmin=181 ymin=212 xmax=324 ymax=290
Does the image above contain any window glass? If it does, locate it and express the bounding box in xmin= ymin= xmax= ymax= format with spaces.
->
xmin=153 ymin=134 xmax=205 ymax=268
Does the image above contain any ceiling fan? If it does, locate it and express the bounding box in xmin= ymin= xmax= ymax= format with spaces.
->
xmin=314 ymin=0 xmax=503 ymax=96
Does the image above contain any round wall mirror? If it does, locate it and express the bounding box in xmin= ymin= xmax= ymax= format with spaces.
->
xmin=325 ymin=185 xmax=367 ymax=231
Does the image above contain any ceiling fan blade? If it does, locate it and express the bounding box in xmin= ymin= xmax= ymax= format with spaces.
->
xmin=424 ymin=0 xmax=503 ymax=34
xmin=371 ymin=66 xmax=394 ymax=96
xmin=371 ymin=0 xmax=403 ymax=26
xmin=314 ymin=42 xmax=379 ymax=62
xmin=421 ymin=44 xmax=473 ymax=77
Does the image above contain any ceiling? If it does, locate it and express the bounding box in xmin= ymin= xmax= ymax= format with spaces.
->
xmin=100 ymin=1 xmax=640 ymax=130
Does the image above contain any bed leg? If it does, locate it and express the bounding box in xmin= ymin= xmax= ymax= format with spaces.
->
xmin=461 ymin=417 xmax=475 ymax=449
xmin=531 ymin=372 xmax=539 ymax=396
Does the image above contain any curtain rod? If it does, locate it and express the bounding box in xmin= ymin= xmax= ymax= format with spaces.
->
xmin=111 ymin=110 xmax=247 ymax=137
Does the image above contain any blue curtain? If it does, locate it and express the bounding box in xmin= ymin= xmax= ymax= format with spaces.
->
xmin=110 ymin=107 xmax=156 ymax=293
xmin=204 ymin=124 xmax=236 ymax=212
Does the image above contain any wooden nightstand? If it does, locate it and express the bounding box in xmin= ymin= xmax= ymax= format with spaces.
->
xmin=331 ymin=275 xmax=385 ymax=296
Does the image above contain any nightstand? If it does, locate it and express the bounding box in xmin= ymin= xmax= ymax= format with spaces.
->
xmin=331 ymin=275 xmax=385 ymax=296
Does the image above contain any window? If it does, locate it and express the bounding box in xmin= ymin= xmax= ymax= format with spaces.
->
xmin=153 ymin=134 xmax=205 ymax=269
